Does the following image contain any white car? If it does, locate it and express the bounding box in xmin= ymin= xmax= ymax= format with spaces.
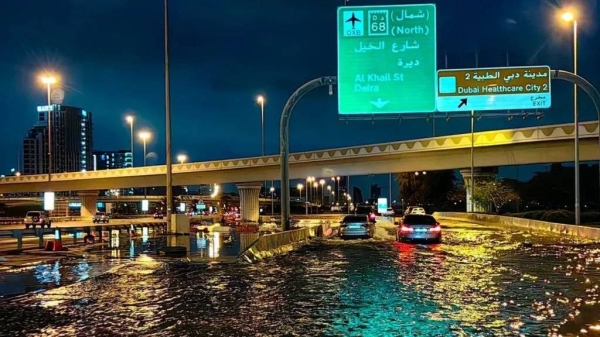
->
xmin=24 ymin=211 xmax=52 ymax=229
xmin=405 ymin=206 xmax=426 ymax=215
xmin=382 ymin=208 xmax=395 ymax=216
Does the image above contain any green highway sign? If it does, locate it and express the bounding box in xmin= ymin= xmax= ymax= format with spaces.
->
xmin=337 ymin=4 xmax=437 ymax=115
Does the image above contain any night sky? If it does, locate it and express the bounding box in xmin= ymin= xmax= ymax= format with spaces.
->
xmin=2 ymin=0 xmax=599 ymax=195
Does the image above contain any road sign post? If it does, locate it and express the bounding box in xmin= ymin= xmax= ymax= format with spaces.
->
xmin=337 ymin=4 xmax=437 ymax=115
xmin=436 ymin=66 xmax=552 ymax=112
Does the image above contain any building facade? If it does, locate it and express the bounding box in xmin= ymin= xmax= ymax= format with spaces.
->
xmin=93 ymin=150 xmax=133 ymax=170
xmin=22 ymin=105 xmax=93 ymax=175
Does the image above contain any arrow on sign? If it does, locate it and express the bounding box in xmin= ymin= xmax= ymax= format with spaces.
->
xmin=370 ymin=98 xmax=390 ymax=109
xmin=457 ymin=98 xmax=468 ymax=108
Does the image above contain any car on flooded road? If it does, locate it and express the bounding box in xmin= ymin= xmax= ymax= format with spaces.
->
xmin=339 ymin=214 xmax=375 ymax=240
xmin=397 ymin=214 xmax=441 ymax=243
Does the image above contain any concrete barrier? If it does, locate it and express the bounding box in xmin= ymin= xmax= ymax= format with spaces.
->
xmin=433 ymin=212 xmax=600 ymax=240
xmin=241 ymin=227 xmax=312 ymax=261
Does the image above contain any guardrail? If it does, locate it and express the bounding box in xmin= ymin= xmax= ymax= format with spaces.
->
xmin=0 ymin=217 xmax=24 ymax=225
xmin=433 ymin=212 xmax=600 ymax=240
xmin=241 ymin=227 xmax=312 ymax=261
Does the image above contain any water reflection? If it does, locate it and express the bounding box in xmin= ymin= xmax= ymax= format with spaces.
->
xmin=97 ymin=231 xmax=239 ymax=262
xmin=2 ymin=225 xmax=600 ymax=335
xmin=0 ymin=260 xmax=117 ymax=298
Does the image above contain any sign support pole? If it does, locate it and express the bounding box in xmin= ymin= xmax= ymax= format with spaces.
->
xmin=470 ymin=110 xmax=475 ymax=213
xmin=550 ymin=70 xmax=600 ymax=216
xmin=280 ymin=77 xmax=336 ymax=230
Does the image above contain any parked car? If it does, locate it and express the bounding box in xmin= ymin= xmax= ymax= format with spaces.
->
xmin=93 ymin=212 xmax=110 ymax=224
xmin=397 ymin=214 xmax=441 ymax=243
xmin=24 ymin=211 xmax=51 ymax=229
xmin=339 ymin=214 xmax=375 ymax=240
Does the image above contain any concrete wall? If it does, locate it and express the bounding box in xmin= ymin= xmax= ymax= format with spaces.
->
xmin=242 ymin=227 xmax=312 ymax=261
xmin=433 ymin=212 xmax=600 ymax=239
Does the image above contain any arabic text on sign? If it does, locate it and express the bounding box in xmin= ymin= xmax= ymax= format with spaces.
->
xmin=393 ymin=9 xmax=427 ymax=21
xmin=354 ymin=41 xmax=385 ymax=53
xmin=391 ymin=41 xmax=420 ymax=53
xmin=464 ymin=71 xmax=549 ymax=82
xmin=397 ymin=59 xmax=420 ymax=68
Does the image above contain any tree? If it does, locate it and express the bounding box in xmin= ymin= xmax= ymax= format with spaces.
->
xmin=472 ymin=179 xmax=519 ymax=213
xmin=448 ymin=184 xmax=466 ymax=203
xmin=396 ymin=170 xmax=456 ymax=209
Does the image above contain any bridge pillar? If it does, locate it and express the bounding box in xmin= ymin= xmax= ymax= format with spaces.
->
xmin=78 ymin=190 xmax=99 ymax=220
xmin=460 ymin=168 xmax=497 ymax=213
xmin=236 ymin=182 xmax=262 ymax=223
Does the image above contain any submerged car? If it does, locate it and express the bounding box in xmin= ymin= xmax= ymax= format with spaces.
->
xmin=397 ymin=214 xmax=441 ymax=243
xmin=339 ymin=214 xmax=375 ymax=239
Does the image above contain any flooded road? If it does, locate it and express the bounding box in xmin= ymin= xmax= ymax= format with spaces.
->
xmin=2 ymin=220 xmax=600 ymax=336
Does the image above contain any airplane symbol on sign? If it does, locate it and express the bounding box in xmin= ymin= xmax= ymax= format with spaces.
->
xmin=345 ymin=12 xmax=361 ymax=28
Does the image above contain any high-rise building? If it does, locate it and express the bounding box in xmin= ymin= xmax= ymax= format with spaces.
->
xmin=93 ymin=150 xmax=133 ymax=170
xmin=22 ymin=105 xmax=93 ymax=175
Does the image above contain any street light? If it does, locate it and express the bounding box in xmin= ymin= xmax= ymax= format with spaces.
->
xmin=298 ymin=183 xmax=305 ymax=215
xmin=126 ymin=116 xmax=134 ymax=167
xmin=319 ymin=179 xmax=325 ymax=205
xmin=256 ymin=95 xmax=265 ymax=156
xmin=561 ymin=9 xmax=581 ymax=225
xmin=306 ymin=176 xmax=314 ymax=208
xmin=138 ymin=131 xmax=151 ymax=166
xmin=40 ymin=75 xmax=57 ymax=180
xmin=256 ymin=95 xmax=267 ymax=193
xmin=347 ymin=195 xmax=352 ymax=214
xmin=336 ymin=176 xmax=341 ymax=204
xmin=269 ymin=186 xmax=275 ymax=216
xmin=139 ymin=130 xmax=151 ymax=199
xmin=177 ymin=154 xmax=187 ymax=164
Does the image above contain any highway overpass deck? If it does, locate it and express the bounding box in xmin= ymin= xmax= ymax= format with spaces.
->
xmin=0 ymin=121 xmax=597 ymax=193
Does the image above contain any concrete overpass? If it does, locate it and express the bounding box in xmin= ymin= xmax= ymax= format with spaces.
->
xmin=0 ymin=121 xmax=597 ymax=193
xmin=0 ymin=121 xmax=597 ymax=221
xmin=0 ymin=195 xmax=277 ymax=204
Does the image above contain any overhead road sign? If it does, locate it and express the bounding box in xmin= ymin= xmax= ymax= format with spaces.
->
xmin=436 ymin=66 xmax=551 ymax=112
xmin=337 ymin=4 xmax=437 ymax=115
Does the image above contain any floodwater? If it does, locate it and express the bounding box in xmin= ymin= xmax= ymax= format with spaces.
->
xmin=1 ymin=220 xmax=600 ymax=336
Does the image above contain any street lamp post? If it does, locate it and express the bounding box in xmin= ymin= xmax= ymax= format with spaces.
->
xmin=561 ymin=10 xmax=581 ymax=225
xmin=306 ymin=177 xmax=314 ymax=213
xmin=269 ymin=186 xmax=275 ymax=216
xmin=256 ymin=95 xmax=265 ymax=157
xmin=177 ymin=154 xmax=187 ymax=164
xmin=139 ymin=131 xmax=151 ymax=198
xmin=347 ymin=196 xmax=352 ymax=214
xmin=257 ymin=95 xmax=267 ymax=193
xmin=40 ymin=75 xmax=57 ymax=180
xmin=126 ymin=116 xmax=134 ymax=167
xmin=297 ymin=183 xmax=304 ymax=214
xmin=336 ymin=176 xmax=340 ymax=204
xmin=319 ymin=179 xmax=325 ymax=206
xmin=164 ymin=0 xmax=174 ymax=227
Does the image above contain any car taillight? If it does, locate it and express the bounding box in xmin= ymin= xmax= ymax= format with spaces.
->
xmin=430 ymin=224 xmax=441 ymax=232
xmin=400 ymin=225 xmax=413 ymax=232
